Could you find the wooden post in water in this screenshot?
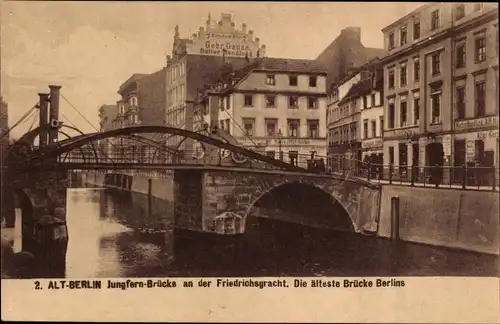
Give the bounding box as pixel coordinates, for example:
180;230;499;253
390;196;400;241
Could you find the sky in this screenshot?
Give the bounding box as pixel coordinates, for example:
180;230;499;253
1;1;422;139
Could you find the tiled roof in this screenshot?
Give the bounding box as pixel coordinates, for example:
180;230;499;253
337;78;372;106
118;73;148;92
255;57;327;74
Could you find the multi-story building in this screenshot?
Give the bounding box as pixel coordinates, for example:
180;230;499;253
199;56;328;167
379;2;498;182
98;104;118;158
114;69;167;162
165;13;266;153
0;97;9;161
326;60;383;170
164;13;265;142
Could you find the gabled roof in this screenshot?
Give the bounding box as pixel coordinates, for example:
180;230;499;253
118;73;147;93
338;78;372;106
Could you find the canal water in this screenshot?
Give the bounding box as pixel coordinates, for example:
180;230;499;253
5;188;499;278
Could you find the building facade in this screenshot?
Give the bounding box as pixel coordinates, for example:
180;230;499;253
98;104;118;158
165;13;266;152
199;57;328;167
112;70;167;162
326;61;383;170
380;2;498;183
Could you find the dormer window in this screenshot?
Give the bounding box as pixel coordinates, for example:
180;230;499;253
266;74;276;85
130;96;137;107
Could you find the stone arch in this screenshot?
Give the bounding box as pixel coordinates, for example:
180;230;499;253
243;181;356;233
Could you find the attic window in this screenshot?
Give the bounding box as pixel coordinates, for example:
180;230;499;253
266;74;276;85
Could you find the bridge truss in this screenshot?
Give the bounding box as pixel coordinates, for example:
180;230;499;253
7;125;314;173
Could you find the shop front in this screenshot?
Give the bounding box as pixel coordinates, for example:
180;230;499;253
383;126;420;180
453;116;499;186
237;137;328;169
327;141;361;173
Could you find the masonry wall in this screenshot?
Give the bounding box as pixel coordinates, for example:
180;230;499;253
378;185;500;255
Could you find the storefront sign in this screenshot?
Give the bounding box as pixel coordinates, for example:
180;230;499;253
466;141;475;163
186;23;263;58
442;134;452;156
384;127;419;139
237;138;326;147
477;129;499;140
455;116;498;131
362;138;383;149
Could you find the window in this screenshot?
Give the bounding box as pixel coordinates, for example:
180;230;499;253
475;81;486;117
431;53;441;75
289;75;298;86
389;146;395;165
266;95;276;108
474;3;483;11
371;94;376;107
362;96;367;109
380;116;384;135
219;120;225;130
431;88;442;124
266;151;276;159
242;118;255;136
413;19;420;39
388;102;395;129
307;119;319;138
363;119;369;139
388;33;395;49
371;120;377;138
413;97;420;125
431;10;440;31
475;37;486;63
400;64;407;86
400;26;408;46
456;86;466;119
132;113;139;124
244;95;253;107
455;4;465;20
414;59;420;81
219;97;225;111
265;118;277;137
287;119;300;137
225;119;231;134
308;97;317;109
388;70;395;88
266;74;276;85
456;43;466;68
309;76;317;87
289;96;299;109
400;100;407;127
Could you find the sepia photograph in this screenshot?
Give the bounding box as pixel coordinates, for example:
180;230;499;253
0;1;499;314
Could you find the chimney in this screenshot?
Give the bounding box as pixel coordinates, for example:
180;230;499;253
341;27;361;43
38;93;50;148
48;85;62;145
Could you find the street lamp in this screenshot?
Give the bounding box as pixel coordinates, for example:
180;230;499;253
277;128;283;161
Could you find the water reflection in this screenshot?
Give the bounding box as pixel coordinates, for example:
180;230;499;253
5;188;500;278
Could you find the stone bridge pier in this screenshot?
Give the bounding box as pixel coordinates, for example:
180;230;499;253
172;168;381;236
7;170;69;253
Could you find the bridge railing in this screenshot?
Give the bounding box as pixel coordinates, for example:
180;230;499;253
324;157;499;192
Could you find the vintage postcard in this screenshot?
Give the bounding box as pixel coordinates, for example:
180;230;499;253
1;1;499;322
